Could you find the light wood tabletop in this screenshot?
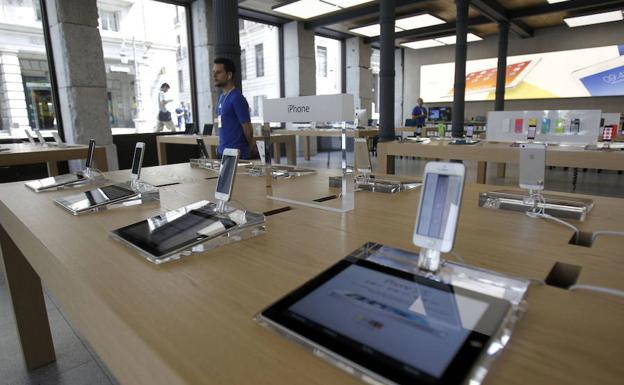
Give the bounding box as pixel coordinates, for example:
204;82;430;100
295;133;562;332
378;140;624;183
0;142;108;176
1;164;623;385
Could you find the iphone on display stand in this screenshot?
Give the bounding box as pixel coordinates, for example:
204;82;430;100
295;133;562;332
256;140;266;165
215;148;239;212
52;132;64;146
24;129;36;144
34;129;47;145
519;143;546;192
527;126;536;141
412;162;465;273
602;125;617;148
130;142;145;183
196;138;210;159
354;138;372;179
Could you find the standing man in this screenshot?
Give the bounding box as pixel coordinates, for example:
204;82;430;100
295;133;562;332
155;83;176;132
213;58;253;159
411;97;427;137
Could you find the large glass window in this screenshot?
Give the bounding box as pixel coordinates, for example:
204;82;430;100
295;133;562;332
97;1;195;133
371;48;380;120
0;0;59;137
255;43;265;77
241;49;247;80
315;36;342;95
239;19;281;124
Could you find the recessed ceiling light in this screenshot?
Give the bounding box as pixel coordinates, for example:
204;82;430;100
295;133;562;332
273;0;340;19
349;13;445;37
395;14;446;30
547;0;570;3
435;33;483;45
349;24;402;37
401;39;445;50
564;10;623;27
325;0;375;7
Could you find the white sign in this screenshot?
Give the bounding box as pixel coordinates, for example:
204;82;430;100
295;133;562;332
263;94;355;123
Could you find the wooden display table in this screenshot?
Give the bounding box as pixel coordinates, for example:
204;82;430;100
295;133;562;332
0;143;108;176
1;164;623;385
156;134;296;165
378;140;624;183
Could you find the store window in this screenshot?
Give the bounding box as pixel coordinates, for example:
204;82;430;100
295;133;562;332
315;36;342;95
255;43;265;78
0;0;59;136
241;49;247;80
98;1;195;132
316;46;328;77
239;19;280;123
99;9;119;32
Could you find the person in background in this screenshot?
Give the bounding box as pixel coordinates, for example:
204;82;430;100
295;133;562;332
175;102;185;130
183;102;192;124
155;83;176;132
411;97;427;137
212;57;253;159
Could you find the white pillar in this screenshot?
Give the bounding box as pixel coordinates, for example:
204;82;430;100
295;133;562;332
192;0;216;132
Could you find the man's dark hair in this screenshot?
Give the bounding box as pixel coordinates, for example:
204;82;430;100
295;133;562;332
214;58;236;79
161;82;170;89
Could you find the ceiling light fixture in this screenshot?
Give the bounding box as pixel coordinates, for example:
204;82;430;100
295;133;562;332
564;10;623;27
402;33;483;50
349;13;445;37
273;0;374;20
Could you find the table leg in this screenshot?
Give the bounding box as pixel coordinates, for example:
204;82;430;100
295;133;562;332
477;161;487;184
377;143;394;174
496;163;506;179
0;225;56;370
286;137;296;166
46;161;59;177
157;140;167;165
303;136;311;161
273;142;282;165
93;147;108;172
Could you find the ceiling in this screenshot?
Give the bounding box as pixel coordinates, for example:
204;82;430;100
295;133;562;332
237;0;624;45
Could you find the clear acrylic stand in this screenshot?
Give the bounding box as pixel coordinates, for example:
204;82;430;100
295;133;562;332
25;167;107;192
83;181;160;213
479;189;594;221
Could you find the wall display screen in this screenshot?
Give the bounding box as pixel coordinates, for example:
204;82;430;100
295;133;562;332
420;44;624;102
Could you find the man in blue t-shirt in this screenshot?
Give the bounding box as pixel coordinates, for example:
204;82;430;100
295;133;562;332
213;57;252;159
411;97;427;136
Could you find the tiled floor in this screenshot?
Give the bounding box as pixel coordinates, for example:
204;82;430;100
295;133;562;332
1;152;622;385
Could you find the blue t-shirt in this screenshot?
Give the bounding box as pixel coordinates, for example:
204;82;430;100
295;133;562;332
217;88;251;158
412;106;427;126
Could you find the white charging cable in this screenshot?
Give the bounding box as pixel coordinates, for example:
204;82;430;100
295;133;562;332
568;284;624;298
590;231;624;243
525;192;580;238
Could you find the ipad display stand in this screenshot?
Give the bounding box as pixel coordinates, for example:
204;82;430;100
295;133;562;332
128;202;266;265
352;175;421;194
88;181;160;214
257;242;529;385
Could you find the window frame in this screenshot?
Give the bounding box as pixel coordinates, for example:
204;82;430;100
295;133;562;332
255;43;265;78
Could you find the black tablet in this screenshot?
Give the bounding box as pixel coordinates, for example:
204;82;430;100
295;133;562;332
111;202;238;260
258;248;512;385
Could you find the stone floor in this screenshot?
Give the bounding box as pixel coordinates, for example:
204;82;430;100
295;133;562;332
1;151;622;385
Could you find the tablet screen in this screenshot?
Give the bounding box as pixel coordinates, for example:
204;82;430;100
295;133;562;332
113;203;237;258
261;257;510;385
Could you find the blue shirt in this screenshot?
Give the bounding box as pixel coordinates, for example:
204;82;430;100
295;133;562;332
217;88;251;158
412;106;427;126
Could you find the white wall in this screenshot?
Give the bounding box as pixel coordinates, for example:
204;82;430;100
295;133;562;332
402;22;624;120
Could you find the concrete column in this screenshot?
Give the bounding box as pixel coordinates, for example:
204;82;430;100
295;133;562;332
283;21;316;155
451;0;469;138
213;0;242;90
345;37;372;123
45;0;118;170
394;48;403;128
494;21;509;111
192;0;216;129
283;21;315;97
0;51;29;134
379;0;395;141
